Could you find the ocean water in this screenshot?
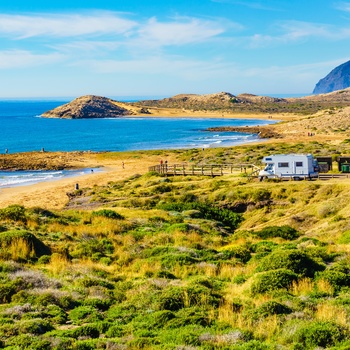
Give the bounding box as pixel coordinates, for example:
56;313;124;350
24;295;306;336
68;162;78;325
0;168;100;189
0;100;276;187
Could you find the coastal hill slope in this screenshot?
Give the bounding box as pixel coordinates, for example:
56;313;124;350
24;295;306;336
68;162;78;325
313;60;350;94
42;95;134;119
42;89;350;118
136;89;350;114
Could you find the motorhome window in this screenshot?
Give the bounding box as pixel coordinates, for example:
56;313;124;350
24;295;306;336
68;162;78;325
265;158;272;161
278;162;289;168
296;162;303;167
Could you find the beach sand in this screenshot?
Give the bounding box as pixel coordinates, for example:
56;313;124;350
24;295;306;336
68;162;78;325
1;107;349;210
0;153;178;210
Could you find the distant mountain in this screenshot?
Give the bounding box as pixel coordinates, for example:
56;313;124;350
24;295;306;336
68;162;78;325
313;60;350;94
42;95;133;119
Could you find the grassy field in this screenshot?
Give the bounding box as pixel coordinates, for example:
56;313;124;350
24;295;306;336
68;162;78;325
0;141;350;349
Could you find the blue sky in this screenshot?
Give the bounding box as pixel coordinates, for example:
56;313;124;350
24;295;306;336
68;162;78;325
1;0;350;98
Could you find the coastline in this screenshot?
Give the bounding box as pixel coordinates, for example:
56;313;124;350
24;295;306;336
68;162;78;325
1;105;349;210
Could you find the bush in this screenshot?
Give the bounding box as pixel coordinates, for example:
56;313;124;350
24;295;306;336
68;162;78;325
0;230;51;260
256;249;325;277
250;269;298;294
316;269;350;291
71;325;100;339
91;209;124;220
157;201;243;230
220;245;252;263
252;225;300;240
17;319;54;335
69;306;102;325
249;301;292;319
0;204;26;222
294;321;347;348
338;230;350;244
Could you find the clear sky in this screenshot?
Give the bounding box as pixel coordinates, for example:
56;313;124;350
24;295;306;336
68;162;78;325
1;0;350;98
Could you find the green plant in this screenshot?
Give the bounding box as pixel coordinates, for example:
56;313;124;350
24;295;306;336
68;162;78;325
0;205;27;222
250;268;298;294
294;321;347;349
256;249;325;277
91;209;124;220
252;225;300;240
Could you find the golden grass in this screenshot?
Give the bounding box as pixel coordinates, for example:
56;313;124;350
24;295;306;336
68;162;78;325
289;278;314;296
316;279;334;296
316;303;348;325
6;238;35;261
47;253;71;275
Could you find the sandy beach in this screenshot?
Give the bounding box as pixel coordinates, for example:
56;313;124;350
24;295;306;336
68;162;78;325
0;152;181;210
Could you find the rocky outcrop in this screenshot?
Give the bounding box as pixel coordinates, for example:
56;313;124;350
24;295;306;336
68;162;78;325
313;60;350;94
42;95;133;119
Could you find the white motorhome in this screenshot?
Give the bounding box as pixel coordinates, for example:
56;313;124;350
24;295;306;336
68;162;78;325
259;154;319;180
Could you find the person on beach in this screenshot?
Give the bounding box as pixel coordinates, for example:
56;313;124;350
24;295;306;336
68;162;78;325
122;162;125;169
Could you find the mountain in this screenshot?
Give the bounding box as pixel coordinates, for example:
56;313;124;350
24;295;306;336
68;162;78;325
42;95;133;119
313;60;350;94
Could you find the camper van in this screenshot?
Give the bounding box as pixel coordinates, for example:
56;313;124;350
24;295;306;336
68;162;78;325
259;154;319;180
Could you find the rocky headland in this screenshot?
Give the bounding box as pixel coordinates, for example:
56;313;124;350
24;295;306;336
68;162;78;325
42;95;134;119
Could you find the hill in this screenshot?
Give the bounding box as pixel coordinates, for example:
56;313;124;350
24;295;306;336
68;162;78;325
42;90;350;119
41;95;134;119
313;60;350;94
135;90;350;115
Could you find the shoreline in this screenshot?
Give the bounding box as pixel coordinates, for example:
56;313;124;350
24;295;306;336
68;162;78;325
1;105;349;210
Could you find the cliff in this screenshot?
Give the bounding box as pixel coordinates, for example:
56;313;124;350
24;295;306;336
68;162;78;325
42;95;133;119
313;60;350;94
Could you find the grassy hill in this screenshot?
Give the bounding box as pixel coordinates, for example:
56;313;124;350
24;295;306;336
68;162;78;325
134;89;350;115
1;141;350;349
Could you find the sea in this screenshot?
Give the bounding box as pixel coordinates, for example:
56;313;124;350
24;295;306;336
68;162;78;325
0;99;276;188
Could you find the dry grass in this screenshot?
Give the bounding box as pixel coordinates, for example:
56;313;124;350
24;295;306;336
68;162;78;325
315;303;348;325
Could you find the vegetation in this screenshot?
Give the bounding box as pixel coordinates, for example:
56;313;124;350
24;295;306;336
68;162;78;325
1;142;350;349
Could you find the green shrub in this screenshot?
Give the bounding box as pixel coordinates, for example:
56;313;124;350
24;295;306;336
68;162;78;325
37;255;51;264
0;230;51;260
252;225;299;240
0;204;26;222
250;269;298;294
294;321;347;348
91;209;124;220
256;249;325;277
167;307;210;328
249;301;292;319
220;245;252;263
0;281;17;303
157;287;185;311
338;230;350;244
71;325;100;339
157;201;243;230
69;306;102;325
316;269;350;291
166;223;190;233
17;319;54;335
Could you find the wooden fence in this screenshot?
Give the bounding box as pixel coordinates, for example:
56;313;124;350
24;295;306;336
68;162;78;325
148;163;260;177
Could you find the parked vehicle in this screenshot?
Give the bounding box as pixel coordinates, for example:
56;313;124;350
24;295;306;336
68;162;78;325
258;154;319;181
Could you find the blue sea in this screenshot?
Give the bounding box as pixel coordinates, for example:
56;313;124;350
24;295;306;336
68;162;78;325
0;100;276;187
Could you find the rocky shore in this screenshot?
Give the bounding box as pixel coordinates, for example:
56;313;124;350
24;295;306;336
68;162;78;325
0;151;98;171
206;126;282;139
